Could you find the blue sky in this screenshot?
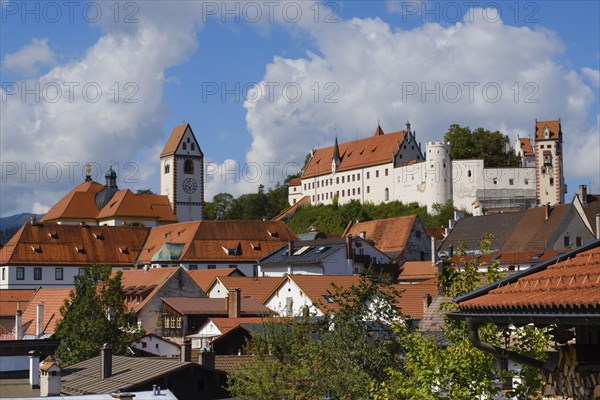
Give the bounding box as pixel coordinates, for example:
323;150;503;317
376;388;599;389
1;0;599;217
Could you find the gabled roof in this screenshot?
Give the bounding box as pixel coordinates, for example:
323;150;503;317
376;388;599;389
438;212;525;253
137;220;298;264
576;193;600;237
501;204;572;253
20;288;72;336
197;316;275;336
302;128;407;178
207;276;283;303
161;297;271;316
535;119;561;141
187;268;244;292
0;289;35;318
343;215;421;256
518;137;534;156
276;275;362;313
455;240;600;316
288;178;301;186
160;123;203;157
0;223;149;266
97;190;177;222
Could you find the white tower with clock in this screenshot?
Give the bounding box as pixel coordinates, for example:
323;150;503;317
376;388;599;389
160;123;204;222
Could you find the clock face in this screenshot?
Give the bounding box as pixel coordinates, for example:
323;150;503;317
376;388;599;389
182;178;197;194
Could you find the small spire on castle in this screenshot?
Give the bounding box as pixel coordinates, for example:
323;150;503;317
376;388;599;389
85;163;92;182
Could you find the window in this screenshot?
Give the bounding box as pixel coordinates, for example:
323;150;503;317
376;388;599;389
189;264;198;270
357;187;360;194
367;186;370;194
563;236;570;246
1;268;4;281
509;179;514;185
253;265;258;277
191;143;196;151
384;188;389;201
34;267;42;280
550;178;554;186
336;177;339;184
576;236;582;246
493;178;497;185
376;170;379;178
357;174;360;181
385;168;388;176
182;142;187;150
366;171;370;179
184;159;194;174
342;176;345;183
524;179;529;185
17;267;24;280
208;265;216;270
352;188;355;195
468;170;472;177
164;163;170;174
342;190;345;197
55;268;63;281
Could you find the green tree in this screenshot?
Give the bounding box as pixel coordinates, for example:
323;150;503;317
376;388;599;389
136;189;155;195
54;264;142;366
227;272;404;400
444;124;521;167
204;192;235;220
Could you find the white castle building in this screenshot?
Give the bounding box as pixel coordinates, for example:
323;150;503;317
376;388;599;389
288;119;566;215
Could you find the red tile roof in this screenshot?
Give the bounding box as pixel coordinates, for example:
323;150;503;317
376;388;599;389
0;223;149;266
302;128;407;178
208;276;283;303
518;138;534;156
392;280;438;319
288;178;301;186
187;268;243;292
457;243;600;311
20;288;72;335
205;316;277;335
138;220;298;264
343;215;420;255
0;289;35;318
160;124;188;157
40;181;104;222
282;275;362;312
119;268;187;314
535;119;561;141
398;261;437;282
161;297;271;316
214;355;254;374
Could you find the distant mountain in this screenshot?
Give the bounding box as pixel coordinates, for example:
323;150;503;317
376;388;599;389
0;213;44;244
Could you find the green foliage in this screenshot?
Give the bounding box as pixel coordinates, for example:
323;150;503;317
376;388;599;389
444;124;522;168
227;272;405;400
54;264;143;366
203;183;289;220
136;189;155;195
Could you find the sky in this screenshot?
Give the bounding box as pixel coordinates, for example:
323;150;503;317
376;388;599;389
0;0;599;217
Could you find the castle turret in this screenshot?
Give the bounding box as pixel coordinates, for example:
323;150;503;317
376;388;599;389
425;141;452;212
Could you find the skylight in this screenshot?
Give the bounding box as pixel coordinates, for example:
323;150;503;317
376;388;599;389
293;246;311;256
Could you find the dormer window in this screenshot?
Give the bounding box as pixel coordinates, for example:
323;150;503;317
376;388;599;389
543;126;550;139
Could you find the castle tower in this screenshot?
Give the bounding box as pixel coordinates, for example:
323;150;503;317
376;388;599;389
160;124;204;221
534;119;565;205
425;141;452;212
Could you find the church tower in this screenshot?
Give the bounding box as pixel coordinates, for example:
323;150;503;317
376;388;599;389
160;124;204;221
534;119;565;206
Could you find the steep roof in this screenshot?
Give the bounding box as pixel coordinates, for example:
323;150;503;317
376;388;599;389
518;137;534;156
456;240;600;313
392;280;438;319
20;288;72;336
187;268;244;292
501;204;572;253
40;180;104;222
161;297;271;316
0;223;149;266
138;220;298;264
343;215;420;255
160;123;187;157
578;194;600;237
535;119;561;141
438;212;525;253
0;289;35;318
302;128;407;178
208;276;283;303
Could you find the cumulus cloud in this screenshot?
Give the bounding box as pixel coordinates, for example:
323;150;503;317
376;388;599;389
243;8;599;196
582;67;600;88
3;38;55;76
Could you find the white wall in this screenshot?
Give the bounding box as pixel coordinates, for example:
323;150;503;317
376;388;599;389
264;278;322;317
0;265;131;289
131;335;180;357
0;356;29;372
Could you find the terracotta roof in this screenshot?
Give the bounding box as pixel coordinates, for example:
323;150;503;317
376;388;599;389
427;227;445;241
288;178;301;186
302;128;407;178
392;281;438;319
398;261;436;282
138;220;298;264
0;223;149;266
214;355;254;374
209;276;283;303
518;137;534;156
501;204;571;253
119;267;187;314
160;124;188;157
535;119;561;141
20;288;72;336
457;241;600;311
283;275;362;312
203;316;276;335
161;297;271;316
0;289;35;317
40;180;104;222
97;190;177;222
187;268;244;292
271;196;310;222
343;215;419;255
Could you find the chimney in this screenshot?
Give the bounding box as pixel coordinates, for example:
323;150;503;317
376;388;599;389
31;214;37;225
430;236;436;265
423;293;432;314
596;214;600;240
227;288;241;318
579;185;588;205
153;385;162;396
39;361;61;396
345;235;352;260
111;392;136;400
29;350;40;389
180;339;192;363
359;231;366;239
287;240;294;257
36;303;44;337
198;348;215;369
15;303;23;340
101;343;112;379
545;203;551;220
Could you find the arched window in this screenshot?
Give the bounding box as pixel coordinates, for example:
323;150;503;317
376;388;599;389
182;142;187;150
384;188;389;201
191;143;196;151
164;162;170;174
184;159;194;174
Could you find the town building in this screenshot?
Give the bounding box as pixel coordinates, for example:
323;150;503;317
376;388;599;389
289;119;566;215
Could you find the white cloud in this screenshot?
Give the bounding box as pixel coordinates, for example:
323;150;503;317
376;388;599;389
3;38;55;76
243;9;599;195
582;67;600;88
